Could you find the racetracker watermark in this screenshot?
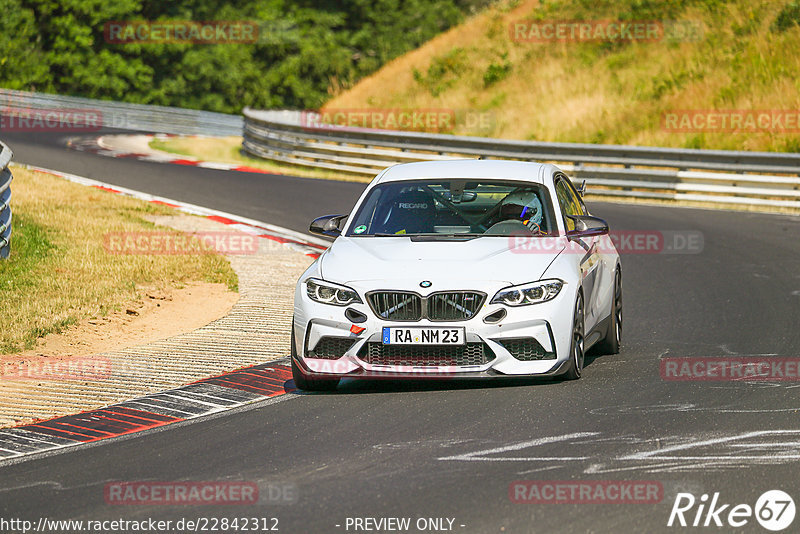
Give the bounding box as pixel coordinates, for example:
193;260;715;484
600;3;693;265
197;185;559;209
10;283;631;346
509;230;704;255
302;356;461;379
662;110;800;133
104;481;298;506
1;356;111;381
103;232;258;255
510;19;703;43
105;21;259;44
510;480;663;504
1;107;101;132
661;357;800;382
300;109;495;134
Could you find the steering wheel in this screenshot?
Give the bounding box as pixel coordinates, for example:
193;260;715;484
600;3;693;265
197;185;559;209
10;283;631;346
484;220;542;236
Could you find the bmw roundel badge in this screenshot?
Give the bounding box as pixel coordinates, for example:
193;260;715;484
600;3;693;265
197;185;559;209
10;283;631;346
420;281;432;288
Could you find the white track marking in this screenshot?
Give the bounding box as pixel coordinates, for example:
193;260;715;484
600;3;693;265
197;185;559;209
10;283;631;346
585;461;698;475
515;465;565;475
618;430;800;460
438;432;599;461
730;442;800;448
440;429;800;474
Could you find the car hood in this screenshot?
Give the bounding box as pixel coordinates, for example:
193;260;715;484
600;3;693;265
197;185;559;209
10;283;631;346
320;236;566;287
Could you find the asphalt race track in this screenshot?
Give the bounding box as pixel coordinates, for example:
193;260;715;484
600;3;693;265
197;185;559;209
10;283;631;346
1;128;363;234
2;127;800;533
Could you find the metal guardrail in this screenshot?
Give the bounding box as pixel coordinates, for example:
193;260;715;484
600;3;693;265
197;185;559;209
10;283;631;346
0;89;242;136
242;108;800;209
0;141;12;259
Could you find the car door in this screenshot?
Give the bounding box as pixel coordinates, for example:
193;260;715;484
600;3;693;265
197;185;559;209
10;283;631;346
555;175;602;330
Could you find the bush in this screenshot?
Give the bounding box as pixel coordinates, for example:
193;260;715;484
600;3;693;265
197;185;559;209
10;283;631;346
0;0;492;113
414;48;469;96
772;1;800;32
483;54;512;87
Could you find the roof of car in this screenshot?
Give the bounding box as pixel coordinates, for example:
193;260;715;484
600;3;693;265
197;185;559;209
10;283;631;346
374;159;552;185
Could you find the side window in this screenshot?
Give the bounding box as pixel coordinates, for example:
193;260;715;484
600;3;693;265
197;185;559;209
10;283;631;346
555;179;580;232
563;177;588;216
348;187;384;234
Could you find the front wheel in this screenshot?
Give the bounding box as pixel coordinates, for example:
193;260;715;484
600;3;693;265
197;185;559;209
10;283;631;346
563;293;585;380
290;326;340;392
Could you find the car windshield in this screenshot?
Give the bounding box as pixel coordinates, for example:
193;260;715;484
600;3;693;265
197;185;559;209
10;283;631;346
346;179;556;237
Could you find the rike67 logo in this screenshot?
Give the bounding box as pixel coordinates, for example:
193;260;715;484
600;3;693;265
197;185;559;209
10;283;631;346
668;490;795;531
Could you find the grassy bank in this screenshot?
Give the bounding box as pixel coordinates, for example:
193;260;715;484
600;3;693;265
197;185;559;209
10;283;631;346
326;0;800;152
0;167;237;353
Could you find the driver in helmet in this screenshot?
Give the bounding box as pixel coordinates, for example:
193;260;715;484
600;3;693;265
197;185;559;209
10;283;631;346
496;191;543;231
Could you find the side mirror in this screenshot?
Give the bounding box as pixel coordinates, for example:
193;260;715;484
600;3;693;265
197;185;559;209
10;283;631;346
310;214;348;238
566;215;609;238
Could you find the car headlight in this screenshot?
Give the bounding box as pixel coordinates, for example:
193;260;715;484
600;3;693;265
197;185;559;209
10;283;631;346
491;279;563;306
305;278;362;306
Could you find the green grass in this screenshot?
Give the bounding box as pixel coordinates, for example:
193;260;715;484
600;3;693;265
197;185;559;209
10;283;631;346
0;215;63;352
0;214;54;290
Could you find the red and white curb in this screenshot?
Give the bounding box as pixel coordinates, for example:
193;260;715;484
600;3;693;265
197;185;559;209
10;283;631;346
0;163;331;462
68;134;280;175
0;361;294;462
16;162;329;258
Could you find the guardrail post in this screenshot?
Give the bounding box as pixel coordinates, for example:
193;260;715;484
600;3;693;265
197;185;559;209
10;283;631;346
0;141;13;259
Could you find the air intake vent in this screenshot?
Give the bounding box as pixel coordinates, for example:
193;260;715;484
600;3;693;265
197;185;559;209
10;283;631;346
427;292;485;321
367;292;423;321
359;342;495;367
366;291;485;322
497;338;556;361
308;337;358;360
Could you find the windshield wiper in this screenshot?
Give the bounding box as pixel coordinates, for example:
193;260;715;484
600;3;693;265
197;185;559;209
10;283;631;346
409;233;484;241
432;233;485;237
358;233;486;239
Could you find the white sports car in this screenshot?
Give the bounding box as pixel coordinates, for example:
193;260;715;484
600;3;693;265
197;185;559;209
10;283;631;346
291;160;621;390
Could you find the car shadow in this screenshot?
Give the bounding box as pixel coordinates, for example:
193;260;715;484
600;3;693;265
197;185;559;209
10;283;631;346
288;377;560;395
295;374;591;396
289;351;607;395
332;376;561;395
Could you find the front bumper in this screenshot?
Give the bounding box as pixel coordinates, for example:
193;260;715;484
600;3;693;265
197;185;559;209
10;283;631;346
293;282;577;379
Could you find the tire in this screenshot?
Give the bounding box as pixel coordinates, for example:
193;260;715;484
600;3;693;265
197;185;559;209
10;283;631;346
290;325;340;392
596;268;622;355
563;293;585;380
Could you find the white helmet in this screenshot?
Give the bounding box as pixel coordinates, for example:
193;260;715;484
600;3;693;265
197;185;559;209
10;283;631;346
499;191;543;227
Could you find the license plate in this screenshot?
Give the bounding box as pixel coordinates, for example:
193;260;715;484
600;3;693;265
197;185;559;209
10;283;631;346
382;327;465;345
